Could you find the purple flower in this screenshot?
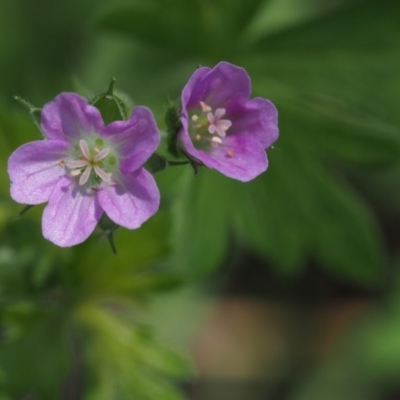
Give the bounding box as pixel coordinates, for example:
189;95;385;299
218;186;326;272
178;62;278;181
8;93;160;247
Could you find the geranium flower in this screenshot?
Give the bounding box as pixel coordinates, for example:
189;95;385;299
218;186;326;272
8;93;160;247
178;61;279;181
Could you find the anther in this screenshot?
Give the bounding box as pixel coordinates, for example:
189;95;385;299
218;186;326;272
70;169;82;176
200;101;211;112
211;136;222;148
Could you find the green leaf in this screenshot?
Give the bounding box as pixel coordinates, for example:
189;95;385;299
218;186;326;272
172;169;232;275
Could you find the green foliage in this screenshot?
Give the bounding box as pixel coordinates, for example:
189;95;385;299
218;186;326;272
78;302;191;400
0;305;71;400
130;0;398;283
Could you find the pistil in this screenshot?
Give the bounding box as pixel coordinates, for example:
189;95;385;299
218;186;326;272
66;139;112;186
189;102;232;150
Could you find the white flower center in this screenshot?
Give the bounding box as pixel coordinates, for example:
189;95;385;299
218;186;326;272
66;139;113;186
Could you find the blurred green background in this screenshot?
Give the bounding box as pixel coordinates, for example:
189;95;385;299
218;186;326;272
1;0;400;399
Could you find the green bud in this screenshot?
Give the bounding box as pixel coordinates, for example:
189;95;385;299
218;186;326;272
91;78;128;124
145;153;169;173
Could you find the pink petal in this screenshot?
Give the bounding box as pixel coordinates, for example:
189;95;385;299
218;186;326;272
42;176;102;246
101;106;160;174
207;112;215;124
41;93;104;141
8;140;70;204
97;169;160;229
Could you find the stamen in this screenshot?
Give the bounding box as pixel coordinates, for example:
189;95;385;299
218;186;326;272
94;165;111;182
215;108;226;119
79;139;91;160
206;108;232;138
94;147;100;153
227;149;234;158
191;114;199;122
211;136;222;148
79;165;92;185
200;101;211;112
70;169;82;176
195;134;201;141
209;124;216;134
94;147;110;162
67;160;89;169
215;121;231;137
59;160;66;167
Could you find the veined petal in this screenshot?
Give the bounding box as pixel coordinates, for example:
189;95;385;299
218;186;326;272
194;134;268;182
186;62;251;112
8;140;70;204
101;106;160;174
182;67;211;110
41;93;104;141
97;169;160;229
229;98;279;149
42;176;102;246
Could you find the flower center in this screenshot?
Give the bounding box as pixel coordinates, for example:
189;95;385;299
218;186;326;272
65;139;115;186
188;101;233;152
